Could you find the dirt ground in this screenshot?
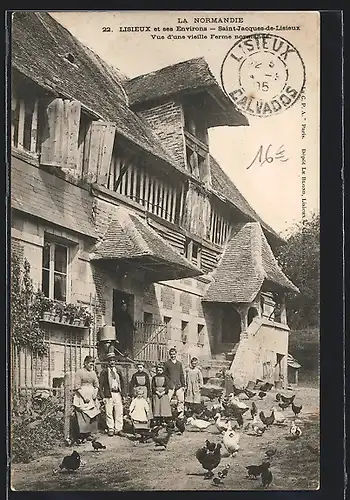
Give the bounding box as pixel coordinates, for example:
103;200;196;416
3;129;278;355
11;386;319;491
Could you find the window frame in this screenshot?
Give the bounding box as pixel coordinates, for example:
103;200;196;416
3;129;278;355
42;240;70;302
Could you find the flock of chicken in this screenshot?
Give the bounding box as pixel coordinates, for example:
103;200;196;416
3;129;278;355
191;381;303;488
53;379;304;489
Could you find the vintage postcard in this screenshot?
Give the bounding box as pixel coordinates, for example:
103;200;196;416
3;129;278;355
9;10;320;491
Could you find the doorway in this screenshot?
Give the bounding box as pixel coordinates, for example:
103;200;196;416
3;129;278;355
112;290;135;356
221;304;241;344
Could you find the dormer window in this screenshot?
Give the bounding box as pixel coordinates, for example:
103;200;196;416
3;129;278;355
183;99;208;145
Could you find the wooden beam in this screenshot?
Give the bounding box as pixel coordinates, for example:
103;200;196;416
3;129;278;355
17;99;25;150
30;98;38;153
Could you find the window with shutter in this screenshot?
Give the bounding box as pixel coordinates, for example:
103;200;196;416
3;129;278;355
82;121;117;185
40;98;82;170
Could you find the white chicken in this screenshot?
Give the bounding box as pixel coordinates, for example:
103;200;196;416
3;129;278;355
222;421;240;456
290;420;302;437
187;417;213;431
270;406;287;425
214;413;230;433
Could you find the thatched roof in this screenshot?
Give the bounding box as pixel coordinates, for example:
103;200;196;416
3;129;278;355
11;12;183;172
203;222;299;303
90;207;202;281
125;57;248;127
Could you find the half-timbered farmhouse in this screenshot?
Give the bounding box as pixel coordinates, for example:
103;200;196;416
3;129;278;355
11;12;298;392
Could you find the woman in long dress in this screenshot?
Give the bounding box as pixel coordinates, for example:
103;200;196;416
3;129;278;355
151;364;172;425
72;356;100;442
185;357;204;413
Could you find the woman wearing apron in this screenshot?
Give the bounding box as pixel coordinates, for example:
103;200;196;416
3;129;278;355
151;363;172;425
129;362;153;419
72;356;100;442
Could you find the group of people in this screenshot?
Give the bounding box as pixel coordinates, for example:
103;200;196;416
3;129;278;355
72;347;204;441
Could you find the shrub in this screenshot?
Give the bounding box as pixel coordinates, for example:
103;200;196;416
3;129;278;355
11;393;64;463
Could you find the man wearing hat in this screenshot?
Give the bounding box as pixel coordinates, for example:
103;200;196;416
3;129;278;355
99;352;127;437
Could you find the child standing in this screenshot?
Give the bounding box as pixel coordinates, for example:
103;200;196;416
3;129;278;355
151;363;172;426
129;386;151;436
185;357;204;414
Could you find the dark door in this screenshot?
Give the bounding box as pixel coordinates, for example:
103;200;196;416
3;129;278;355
112;290;134;356
222;305;241;344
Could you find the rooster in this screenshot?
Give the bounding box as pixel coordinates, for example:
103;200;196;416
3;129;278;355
196;441;222;478
261;462;273;487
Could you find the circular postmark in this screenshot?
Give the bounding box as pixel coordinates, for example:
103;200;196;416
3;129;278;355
220;34;305;117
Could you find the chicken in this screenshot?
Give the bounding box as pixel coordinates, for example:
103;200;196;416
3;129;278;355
281;394;296;404
289;421;302;437
187;416;213;430
261;462;273;487
196;441;222;478
151;429;172;449
275;393;281;402
259;382;274;392
259;410;275;427
53;450;81;473
270;407;286;425
278;402;291;410
232;384;245;397
222;421;240;456
92;439;106;451
175;417;186;434
258;391;267;399
123;416;135;434
246;463;266;479
250;402;258;419
244;389;256;399
222;405;245;427
292;402;303;417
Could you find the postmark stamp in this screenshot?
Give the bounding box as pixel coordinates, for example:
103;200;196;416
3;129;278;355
220;34;305;117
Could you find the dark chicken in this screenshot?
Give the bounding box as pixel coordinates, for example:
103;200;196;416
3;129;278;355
250;402;258;419
92;439;106;451
275;393;281;402
232;384;245;396
196;441;222;478
244;388;256;399
278;402;291;410
151;429;172;449
175;417;186;434
261;462;273;487
281;394;295;404
292;402;303;417
246;463;266;479
259;382;274;392
57;450;81;472
258;391;267;399
259;410;275;426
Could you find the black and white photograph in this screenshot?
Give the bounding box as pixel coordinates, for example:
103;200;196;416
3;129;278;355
8;10;321;491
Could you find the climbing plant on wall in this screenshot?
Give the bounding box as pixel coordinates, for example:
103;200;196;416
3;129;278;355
11;254;48;355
